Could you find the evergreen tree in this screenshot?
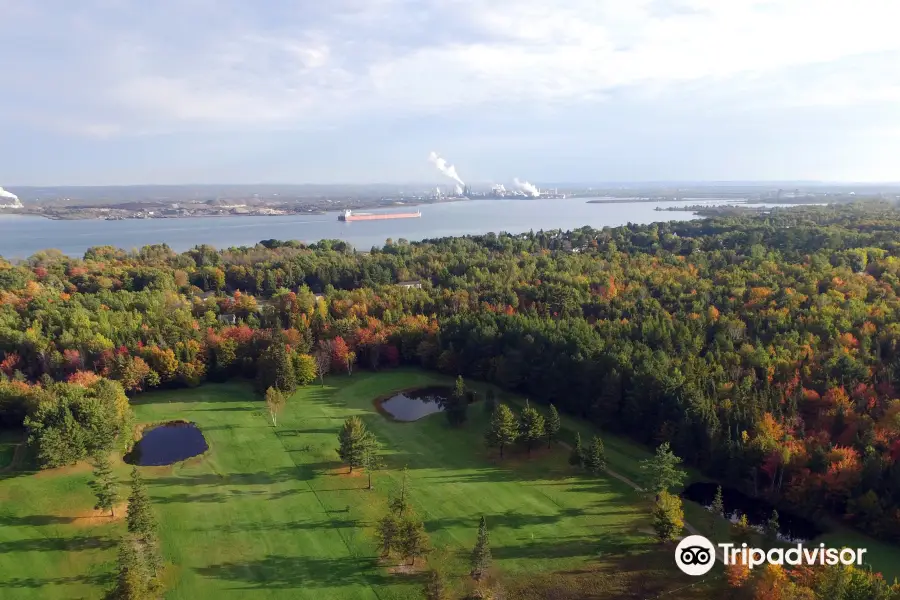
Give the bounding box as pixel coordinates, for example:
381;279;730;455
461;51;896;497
111;534;155;600
518;400;545;456
593;369;622;424
126;467;161;575
652;491;685;542
470;515;492;581
264;386;286;427
255;340;296;395
445;375;469;427
546;404;561;448
375;513;400;558
765;510;780;542
127;467;157;539
711;485;725;517
485;404;518;459
423;568;447;600
337;416;371;473
640;442;687;495
585;435;606;474
390;467;411;517
360;435;381;490
90;452;119;517
569;431;585;467
398;517;429;565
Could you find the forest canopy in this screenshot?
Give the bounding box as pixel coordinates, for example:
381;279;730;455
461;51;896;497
2;203;900;539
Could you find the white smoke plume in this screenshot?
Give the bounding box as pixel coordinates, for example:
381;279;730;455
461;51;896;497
428;151;465;186
0;187;22;207
454;184;463;196
514;178;540;197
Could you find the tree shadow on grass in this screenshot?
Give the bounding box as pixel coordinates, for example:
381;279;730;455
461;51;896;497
188;517;362;535
195;555;391;590
0;514;77;527
490;531;641;561
131;384;253;405
0;573;112;589
0;535;117;553
149;467;300;488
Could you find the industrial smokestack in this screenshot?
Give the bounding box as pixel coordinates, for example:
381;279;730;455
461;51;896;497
0;187;22;207
428;151;465;186
514;178;540;197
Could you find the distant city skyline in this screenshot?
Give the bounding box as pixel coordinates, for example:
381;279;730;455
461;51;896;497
2;1;900;185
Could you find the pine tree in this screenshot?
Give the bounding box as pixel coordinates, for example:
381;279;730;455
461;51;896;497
569;431;585;467
127;467;157;539
375;513;400;557
593;369;622;423
423;568;447;600
546;404;561;448
485;404;518;459
111;534;155;600
360;435;381;490
390;467;411;517
585;435;606;474
445;375;469;427
90;452;119;517
765;510;780;542
470;516;492;581
255;340;296;395
639;442;687;495
126;467;161;574
398;517;429;565
652;491;684;542
265;387;286;427
337;416;371;473
519;400;545;456
711;485;725;517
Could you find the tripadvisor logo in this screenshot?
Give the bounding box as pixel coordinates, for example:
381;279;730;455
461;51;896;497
674;535;868;576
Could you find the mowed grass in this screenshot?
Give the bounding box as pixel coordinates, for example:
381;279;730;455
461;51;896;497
0;369;704;599
5;368;893;598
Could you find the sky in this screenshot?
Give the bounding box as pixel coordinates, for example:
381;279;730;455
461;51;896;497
1;0;900;186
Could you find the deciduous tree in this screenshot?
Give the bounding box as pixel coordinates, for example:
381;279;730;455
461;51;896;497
265;387;286;427
652;491;684;542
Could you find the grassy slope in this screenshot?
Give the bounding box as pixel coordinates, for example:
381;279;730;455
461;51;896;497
0;369;896;599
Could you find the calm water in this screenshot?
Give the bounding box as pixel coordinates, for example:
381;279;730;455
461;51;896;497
377;387;453;421
0;198;799;258
682;482;822;542
124;421;209;466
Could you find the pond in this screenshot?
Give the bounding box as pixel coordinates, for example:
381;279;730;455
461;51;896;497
682;482;823;542
376;387;454;421
124;421;209;466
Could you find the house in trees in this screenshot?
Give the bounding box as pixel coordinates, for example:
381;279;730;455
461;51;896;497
397;281;423;289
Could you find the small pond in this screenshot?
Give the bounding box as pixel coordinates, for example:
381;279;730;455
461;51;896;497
124;421;209;466
682;482;823;542
377;387;454;421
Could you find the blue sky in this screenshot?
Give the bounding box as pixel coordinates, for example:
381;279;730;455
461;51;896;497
1;0;899;185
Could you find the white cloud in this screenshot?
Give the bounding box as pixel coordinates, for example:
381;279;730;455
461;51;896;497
2;0;900;135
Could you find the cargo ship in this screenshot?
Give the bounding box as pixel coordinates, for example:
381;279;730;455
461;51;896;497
338;209;421;222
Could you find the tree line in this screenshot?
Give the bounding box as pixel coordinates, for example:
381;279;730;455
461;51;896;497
2;203;900;540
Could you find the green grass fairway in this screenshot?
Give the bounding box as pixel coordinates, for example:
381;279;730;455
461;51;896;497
1;369;896;598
